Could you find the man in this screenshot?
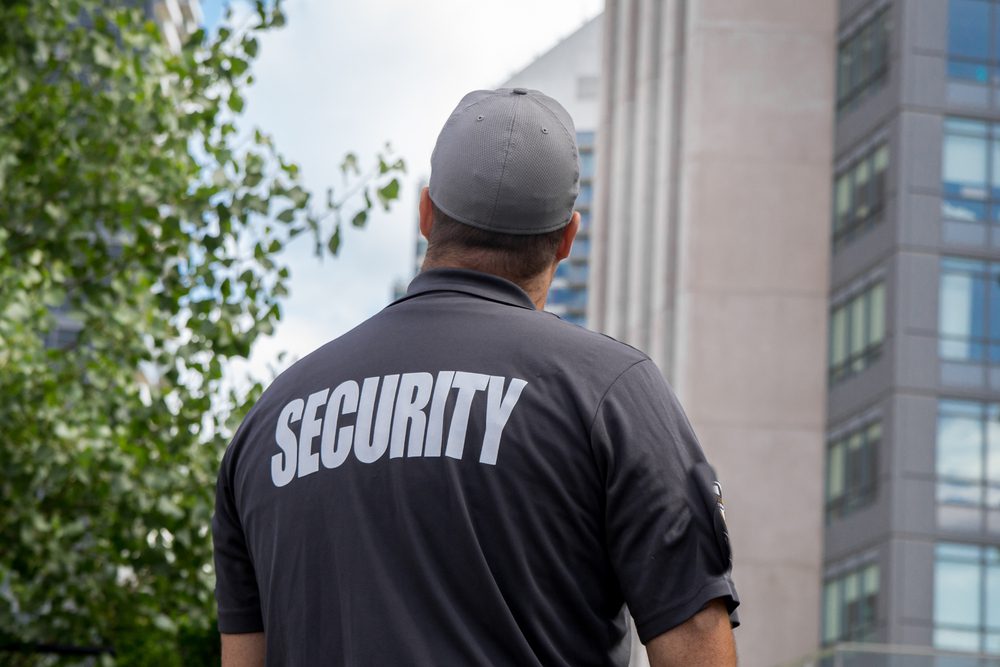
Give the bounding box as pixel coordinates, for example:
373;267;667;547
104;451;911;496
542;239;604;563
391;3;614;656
213;88;739;666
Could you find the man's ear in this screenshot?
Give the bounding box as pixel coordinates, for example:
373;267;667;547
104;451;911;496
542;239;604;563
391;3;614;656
555;211;580;262
419;187;434;241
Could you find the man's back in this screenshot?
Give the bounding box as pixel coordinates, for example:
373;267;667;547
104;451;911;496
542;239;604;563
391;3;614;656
213;269;737;666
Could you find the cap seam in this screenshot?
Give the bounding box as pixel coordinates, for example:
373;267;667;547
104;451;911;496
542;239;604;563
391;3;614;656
486;96;520;228
430;194;569;235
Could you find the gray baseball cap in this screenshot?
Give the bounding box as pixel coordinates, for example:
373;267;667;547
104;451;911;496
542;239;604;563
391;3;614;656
429;88;580;235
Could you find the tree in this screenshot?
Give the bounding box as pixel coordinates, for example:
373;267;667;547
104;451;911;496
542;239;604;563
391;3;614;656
0;1;404;663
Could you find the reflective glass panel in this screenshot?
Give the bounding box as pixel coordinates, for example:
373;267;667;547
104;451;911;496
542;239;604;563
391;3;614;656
949;0;991;60
935;558;982;626
851;294;867;357
988;404;1000;480
943;197;987;221
854;160;871;219
940;269;984;360
944;132;988;195
830;307;847;368
835;173;852;229
824;580;841;643
938;410;984;479
828;440;845;501
868;283;886;345
987;563;1000;629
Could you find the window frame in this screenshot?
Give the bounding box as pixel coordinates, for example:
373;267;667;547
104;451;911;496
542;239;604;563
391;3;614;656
823;561;881;645
836;7;892;113
833;143;890;249
829;280;888;383
826;421;881;521
934;542;1000;654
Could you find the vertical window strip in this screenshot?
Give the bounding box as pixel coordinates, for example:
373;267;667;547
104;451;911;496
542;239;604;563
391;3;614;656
823;561;881;644
832;142;890;248
837;6;892;112
826;419;881;521
829;280;887;382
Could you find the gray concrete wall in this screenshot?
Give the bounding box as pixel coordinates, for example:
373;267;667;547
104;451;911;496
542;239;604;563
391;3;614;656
591;1;837;664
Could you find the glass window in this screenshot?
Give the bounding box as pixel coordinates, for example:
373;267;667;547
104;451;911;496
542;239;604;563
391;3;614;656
579;150;595;178
938;406;985;480
872;145;889;205
868;283;886;346
987;558;1000;628
833;143;889;248
577;184;593;206
837;8;891;111
944;131;989;197
823;561;880;645
934;399;1000;527
826;419;881;522
824;580;841;643
987;404;1000;480
933;542;1000;653
835;173;852;232
837;48;852;103
940;258;988;361
828;439;845;500
829;281;886;382
949;0;992;60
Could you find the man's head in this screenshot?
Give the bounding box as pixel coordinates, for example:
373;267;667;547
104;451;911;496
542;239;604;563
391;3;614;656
421;88;582;296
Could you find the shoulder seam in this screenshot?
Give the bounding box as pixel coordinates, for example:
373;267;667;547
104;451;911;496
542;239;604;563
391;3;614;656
586;358;652;436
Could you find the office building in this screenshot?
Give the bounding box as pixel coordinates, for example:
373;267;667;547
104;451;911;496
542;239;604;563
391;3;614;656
812;1;1000;664
589;1;837;665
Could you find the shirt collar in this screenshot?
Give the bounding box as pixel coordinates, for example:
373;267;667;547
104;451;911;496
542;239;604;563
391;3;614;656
393;268;537;311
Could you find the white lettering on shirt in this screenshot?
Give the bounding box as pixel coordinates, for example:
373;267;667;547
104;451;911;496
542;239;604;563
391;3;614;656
269;371;527;487
272;398;304;487
320;380;359;469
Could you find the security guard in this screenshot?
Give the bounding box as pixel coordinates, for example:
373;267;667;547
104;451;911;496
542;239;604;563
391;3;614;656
213;88;739;666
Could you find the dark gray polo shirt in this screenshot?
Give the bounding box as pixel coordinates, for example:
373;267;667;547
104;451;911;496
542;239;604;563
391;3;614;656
213;268;739;666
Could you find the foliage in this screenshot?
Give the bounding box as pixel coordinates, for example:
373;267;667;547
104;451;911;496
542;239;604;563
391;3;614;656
0;1;404;664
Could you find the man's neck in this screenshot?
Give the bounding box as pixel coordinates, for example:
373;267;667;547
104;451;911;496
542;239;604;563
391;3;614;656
421;261;553;310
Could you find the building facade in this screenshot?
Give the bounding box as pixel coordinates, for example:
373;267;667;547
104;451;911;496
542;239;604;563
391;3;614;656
589;1;837;665
501;15;602;327
815;1;1000;664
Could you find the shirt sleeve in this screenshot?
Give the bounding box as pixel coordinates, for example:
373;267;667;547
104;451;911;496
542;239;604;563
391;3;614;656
212;445;264;634
590;359;739;644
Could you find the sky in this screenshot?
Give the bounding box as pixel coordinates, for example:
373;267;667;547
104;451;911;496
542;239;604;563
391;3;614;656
205;0;604;383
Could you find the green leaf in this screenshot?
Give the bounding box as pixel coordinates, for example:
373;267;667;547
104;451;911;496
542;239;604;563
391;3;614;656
351;210;367;228
327;227;341;254
227;93;245;113
276;208;296;223
244;37;259;58
376;178;400;210
340;152;359;177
